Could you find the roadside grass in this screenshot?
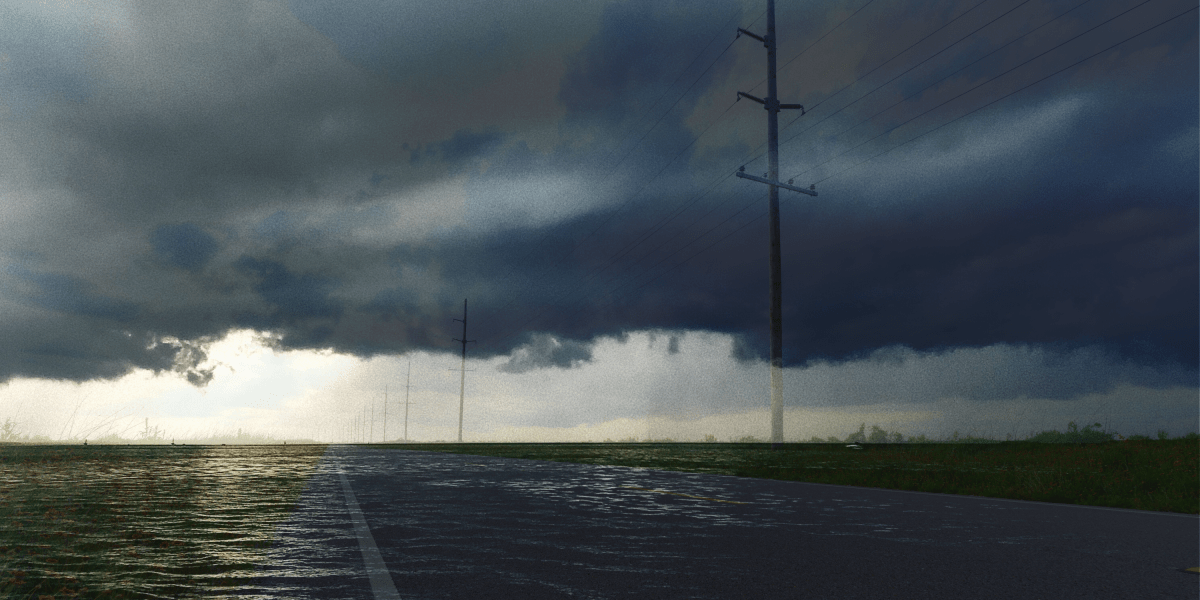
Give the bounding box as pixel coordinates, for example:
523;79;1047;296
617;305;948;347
378;421;1199;515
0;444;325;599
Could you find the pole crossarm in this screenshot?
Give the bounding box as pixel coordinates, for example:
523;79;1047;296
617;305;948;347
736;169;818;196
737;91;766;105
737;92;804;114
736;27;767;45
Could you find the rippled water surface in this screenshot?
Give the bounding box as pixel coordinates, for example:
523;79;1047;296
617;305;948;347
0;444;325;599
2;444;1193;599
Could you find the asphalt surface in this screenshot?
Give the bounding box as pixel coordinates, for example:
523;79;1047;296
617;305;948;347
252;445;1199;599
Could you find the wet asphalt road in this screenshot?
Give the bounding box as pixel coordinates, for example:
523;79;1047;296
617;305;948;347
252;445;1198;599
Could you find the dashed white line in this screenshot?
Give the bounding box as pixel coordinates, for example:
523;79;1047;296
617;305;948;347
340;470;402;600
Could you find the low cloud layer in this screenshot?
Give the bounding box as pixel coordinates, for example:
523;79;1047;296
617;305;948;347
0;0;1193;405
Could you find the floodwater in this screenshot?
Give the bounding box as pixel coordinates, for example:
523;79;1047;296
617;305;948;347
256;446;1197;599
1;444;1196;599
0;444;324;598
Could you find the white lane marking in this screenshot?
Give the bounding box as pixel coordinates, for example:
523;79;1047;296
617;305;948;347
340;470;402;600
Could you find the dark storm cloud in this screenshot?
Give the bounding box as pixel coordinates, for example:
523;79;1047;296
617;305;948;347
151;224;219;272
7;265;138;322
1;3;410;227
0;0;1193;395
234;257;344;324
557;0;736;124
437;130;507;167
496;333;595;374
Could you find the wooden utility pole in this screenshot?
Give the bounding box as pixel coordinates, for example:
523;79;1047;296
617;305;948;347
382;385;388;443
404;355;414;442
735;0;817;446
452;299;475;443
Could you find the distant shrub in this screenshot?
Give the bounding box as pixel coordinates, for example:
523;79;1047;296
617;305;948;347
867;425;891;443
732;435;764;443
843;423;907;444
844;424;866;444
0;418;18;442
1025;421;1116;443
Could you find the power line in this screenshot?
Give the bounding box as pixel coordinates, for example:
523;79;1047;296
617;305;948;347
576;2;1199;315
779;0;1053;151
598;0;889;274
737;0;997;177
788;0;1164;183
488;2;874;343
809;2;1198;186
494;0;1192;357
528;2;1194;344
744;0;882;95
778;0;1102;179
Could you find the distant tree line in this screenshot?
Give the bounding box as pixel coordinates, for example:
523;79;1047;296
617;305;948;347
600;420;1197;444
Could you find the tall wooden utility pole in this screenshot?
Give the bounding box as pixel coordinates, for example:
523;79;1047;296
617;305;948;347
735;0;818;446
452;299;475;443
382;384;388;443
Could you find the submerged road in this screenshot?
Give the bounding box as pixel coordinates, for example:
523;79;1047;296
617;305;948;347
252;445;1198;599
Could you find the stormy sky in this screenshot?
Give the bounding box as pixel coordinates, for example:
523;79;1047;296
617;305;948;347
0;0;1195;443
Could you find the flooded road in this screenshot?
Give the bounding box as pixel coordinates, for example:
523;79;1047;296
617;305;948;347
252;445;1198;599
0;444;324;599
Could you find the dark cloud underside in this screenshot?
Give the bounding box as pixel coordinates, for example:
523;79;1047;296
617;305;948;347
0;0;1192;390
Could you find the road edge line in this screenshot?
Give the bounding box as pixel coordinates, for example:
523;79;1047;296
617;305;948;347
340;469;402;600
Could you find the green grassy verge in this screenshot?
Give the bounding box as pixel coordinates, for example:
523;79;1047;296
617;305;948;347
376;432;1198;515
0;444;325;599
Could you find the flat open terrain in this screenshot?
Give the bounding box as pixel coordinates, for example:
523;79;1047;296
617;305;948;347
0;443;1196;599
375;439;1200;514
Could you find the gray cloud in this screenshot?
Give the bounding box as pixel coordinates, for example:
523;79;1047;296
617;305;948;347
0;0;1191;397
151;224;219;272
497;334;594;374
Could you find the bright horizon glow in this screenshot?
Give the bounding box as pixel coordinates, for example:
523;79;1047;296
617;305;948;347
1;329;1194;444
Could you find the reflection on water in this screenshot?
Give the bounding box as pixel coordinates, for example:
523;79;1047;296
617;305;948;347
0;444;1106;599
0;444;324;599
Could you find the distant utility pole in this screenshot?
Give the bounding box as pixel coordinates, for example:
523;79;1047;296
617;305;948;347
452;299;475;443
735;0;818;446
404;355;415;442
382;385;388;443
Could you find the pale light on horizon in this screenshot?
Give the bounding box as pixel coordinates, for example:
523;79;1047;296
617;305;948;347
0;329;1194;444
